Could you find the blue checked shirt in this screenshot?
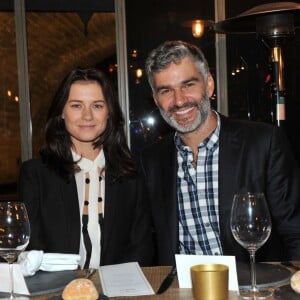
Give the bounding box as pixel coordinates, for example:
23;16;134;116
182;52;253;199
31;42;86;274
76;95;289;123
176;112;223;255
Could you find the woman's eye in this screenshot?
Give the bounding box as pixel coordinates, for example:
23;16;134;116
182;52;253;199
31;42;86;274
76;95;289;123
71;103;81;108
93;104;104;109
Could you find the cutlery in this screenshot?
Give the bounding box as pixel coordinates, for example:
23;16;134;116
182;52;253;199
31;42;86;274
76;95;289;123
281;261;300;271
156;266;177;294
85;269;109;299
85;268;96;279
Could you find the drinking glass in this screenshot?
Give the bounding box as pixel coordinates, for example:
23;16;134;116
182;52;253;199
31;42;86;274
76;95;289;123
0;202;31;299
230;193;272;299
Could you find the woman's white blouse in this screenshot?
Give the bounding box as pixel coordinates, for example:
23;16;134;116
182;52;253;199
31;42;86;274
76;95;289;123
72;150;105;269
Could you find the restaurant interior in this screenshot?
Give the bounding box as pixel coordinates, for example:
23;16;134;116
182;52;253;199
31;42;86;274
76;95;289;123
0;0;300;201
1;2;300;299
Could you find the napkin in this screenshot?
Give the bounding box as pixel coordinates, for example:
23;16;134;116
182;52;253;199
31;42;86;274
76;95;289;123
18;251;81;277
0;263;30;294
18;250;43;276
40;253;81;271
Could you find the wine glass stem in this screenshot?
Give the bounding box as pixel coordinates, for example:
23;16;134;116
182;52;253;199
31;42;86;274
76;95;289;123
249;250;258;293
9;262;15;299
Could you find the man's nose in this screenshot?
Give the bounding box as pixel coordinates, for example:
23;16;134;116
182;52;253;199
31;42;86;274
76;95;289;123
173;88;186;106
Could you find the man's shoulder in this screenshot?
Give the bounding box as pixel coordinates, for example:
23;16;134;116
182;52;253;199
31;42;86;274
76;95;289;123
220;115;275;135
142;133;175;155
139;133;177;175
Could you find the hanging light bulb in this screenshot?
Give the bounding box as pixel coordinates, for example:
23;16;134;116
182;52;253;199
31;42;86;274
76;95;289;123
192;20;204;38
136;68;143;78
182;19;214;39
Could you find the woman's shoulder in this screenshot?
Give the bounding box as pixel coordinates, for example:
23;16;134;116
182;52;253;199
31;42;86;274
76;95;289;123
20;156;56;176
21;157;44;169
20;156;69;184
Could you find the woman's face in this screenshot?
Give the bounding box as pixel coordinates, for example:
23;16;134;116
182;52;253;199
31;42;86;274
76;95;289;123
62;80;109;152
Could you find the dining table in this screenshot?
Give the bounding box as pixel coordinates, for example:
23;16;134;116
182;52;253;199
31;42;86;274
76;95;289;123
26;262;300;300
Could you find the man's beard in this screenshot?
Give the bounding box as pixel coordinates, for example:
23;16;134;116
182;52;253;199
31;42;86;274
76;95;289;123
158;92;211;134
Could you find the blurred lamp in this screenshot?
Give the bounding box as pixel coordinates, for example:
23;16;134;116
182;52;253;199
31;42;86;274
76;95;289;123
182;19;214;38
136;68;143;78
192;20;204;38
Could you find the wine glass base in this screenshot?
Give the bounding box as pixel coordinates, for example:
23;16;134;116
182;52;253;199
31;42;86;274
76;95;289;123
239;288;272;299
0;294;29;300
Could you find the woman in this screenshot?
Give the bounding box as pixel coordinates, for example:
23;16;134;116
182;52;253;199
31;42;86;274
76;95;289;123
18;67;154;268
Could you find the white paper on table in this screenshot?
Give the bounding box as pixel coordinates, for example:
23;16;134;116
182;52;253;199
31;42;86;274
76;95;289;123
0;263;30;295
99;262;155;297
175;254;239;291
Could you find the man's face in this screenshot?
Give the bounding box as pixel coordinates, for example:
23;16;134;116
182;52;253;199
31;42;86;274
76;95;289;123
152;56;214;134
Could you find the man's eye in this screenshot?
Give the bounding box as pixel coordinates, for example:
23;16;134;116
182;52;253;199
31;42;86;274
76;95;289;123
159;89;171;95
183;82;194;89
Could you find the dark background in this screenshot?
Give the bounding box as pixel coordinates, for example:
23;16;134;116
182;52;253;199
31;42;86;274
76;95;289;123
126;0;300;165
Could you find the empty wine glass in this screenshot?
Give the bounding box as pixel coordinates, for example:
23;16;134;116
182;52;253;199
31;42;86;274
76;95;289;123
0;202;30;299
230;193;272;299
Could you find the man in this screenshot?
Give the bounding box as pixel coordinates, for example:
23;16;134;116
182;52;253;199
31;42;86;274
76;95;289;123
141;40;300;266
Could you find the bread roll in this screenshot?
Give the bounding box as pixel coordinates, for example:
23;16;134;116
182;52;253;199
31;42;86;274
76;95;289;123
291;270;300;294
62;278;99;300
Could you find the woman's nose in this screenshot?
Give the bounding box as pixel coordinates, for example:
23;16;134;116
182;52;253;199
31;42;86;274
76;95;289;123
82;107;93;120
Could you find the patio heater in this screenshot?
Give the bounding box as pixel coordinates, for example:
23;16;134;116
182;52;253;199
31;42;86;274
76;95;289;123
214;2;300;127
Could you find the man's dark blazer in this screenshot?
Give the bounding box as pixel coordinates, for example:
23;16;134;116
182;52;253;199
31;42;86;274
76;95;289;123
140;114;300;266
18;158;154;266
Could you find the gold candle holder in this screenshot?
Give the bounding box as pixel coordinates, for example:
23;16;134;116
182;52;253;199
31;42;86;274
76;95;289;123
191;264;229;300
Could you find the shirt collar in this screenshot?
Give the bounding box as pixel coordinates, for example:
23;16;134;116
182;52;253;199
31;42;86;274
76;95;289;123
174;110;221;153
72;149;105;173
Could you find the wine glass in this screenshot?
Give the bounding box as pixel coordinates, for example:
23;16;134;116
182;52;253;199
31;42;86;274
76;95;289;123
230;193;272;299
0;202;30;299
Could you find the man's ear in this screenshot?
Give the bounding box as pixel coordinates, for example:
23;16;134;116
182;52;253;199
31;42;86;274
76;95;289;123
153;93;159;106
207;73;215;98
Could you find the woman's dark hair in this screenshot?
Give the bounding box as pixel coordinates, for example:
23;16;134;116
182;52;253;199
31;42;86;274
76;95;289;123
40;67;136;180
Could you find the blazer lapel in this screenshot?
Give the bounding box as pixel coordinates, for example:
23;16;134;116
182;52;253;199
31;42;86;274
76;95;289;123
100;171;116;257
219;116;242;206
60;176;81;251
218;115;243;249
160;134;179;254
